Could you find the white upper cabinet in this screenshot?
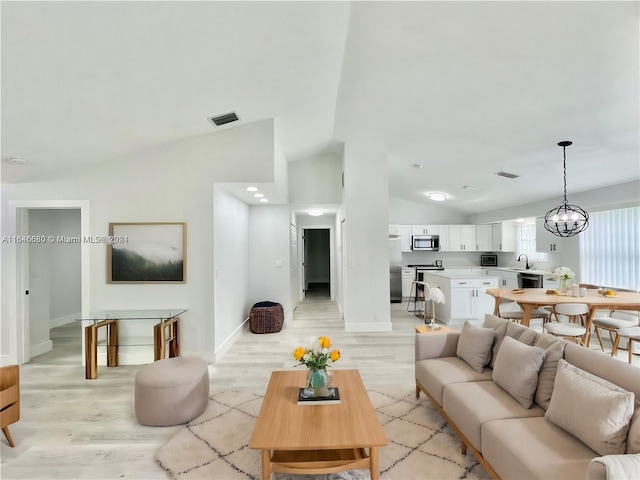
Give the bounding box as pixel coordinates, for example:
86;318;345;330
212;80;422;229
535;217;562;253
475;224;493;252
438;225;450;252
411;225;439;236
389;224;412;252
492;223;516;252
449;225;476;251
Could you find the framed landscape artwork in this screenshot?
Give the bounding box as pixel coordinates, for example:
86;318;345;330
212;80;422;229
108;222;186;283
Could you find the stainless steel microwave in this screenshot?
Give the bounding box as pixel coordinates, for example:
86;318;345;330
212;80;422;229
412;235;440;251
481;254;498;267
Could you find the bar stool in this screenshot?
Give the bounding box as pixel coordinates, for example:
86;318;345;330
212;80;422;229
613;326;640;364
407;281;427;316
544;303;588;346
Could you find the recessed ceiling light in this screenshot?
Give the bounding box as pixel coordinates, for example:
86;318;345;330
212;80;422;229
427;192;447;202
307;209;324;216
246;186;258;192
254;193;264;198
259;198;269;203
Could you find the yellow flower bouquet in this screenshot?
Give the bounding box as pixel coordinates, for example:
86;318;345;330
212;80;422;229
293;336;341;397
293;335;340;371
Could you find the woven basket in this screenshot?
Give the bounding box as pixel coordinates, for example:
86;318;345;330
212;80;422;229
249;301;284;334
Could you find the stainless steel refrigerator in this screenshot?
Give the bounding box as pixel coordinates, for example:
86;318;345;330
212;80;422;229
389;235;402;303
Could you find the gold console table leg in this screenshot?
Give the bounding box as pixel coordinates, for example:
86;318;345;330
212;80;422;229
154;316;181;361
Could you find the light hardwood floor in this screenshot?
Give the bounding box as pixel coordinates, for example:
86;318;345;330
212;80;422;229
1;290;636;479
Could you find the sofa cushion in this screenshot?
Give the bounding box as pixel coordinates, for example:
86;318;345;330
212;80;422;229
456;321;494;373
482;417;597;480
415;357;492;406
532;336;566;410
505;321;538;345
545;360;634;456
442;381;544;452
492;336;546;409
483;314;508;368
628;409;640;454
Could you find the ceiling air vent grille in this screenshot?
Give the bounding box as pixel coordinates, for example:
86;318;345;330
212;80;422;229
207;112;240;127
495;171;520;179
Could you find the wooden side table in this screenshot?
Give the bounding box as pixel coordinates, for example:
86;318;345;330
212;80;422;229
415;325;454;334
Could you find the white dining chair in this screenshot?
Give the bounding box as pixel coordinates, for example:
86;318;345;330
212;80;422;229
498;299;550;324
544;303;589;346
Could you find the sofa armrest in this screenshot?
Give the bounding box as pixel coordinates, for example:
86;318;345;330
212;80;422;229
415;331;460;361
587;454;640;480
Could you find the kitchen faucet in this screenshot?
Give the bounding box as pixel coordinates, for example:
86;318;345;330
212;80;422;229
517;254;531;270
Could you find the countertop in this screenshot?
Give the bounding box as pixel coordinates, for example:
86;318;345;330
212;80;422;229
420;270;499;280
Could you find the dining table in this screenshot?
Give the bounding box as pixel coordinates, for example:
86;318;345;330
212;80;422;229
486;288;640;346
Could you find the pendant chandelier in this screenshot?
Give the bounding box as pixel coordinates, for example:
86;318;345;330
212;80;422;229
544;141;589;237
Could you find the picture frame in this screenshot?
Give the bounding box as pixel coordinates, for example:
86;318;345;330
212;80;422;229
107;222;186;284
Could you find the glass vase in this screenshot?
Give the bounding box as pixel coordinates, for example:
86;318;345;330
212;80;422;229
559;277;569;293
304;368;331;398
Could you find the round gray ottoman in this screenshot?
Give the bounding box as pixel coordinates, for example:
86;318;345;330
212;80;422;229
135;356;209;426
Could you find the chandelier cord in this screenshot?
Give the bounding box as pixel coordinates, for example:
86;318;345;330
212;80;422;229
562;145;568;207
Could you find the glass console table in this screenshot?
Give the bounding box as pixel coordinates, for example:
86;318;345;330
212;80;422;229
78;309;187;379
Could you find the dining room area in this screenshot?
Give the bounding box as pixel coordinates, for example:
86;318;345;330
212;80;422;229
486;285;640;365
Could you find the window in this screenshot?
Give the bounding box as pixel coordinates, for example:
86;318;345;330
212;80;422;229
580;207;640;291
517;223;548;264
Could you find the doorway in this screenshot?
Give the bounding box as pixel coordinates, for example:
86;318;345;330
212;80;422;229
9;200;89;365
301;226;334;301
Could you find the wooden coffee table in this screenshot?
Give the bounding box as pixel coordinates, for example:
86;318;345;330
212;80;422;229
249;369;388;479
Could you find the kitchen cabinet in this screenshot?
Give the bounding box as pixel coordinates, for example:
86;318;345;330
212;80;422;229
450;278;499;320
401;268;415;298
411;225;439;236
486;269;519;288
492;223;516;252
476;224;493;252
422;273;499;324
449;225;476;251
535;217;562;253
438;225;450;251
389;224;412;252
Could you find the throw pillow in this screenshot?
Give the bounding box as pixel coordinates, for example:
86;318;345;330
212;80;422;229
533;340;565;410
545;360;634;456
484;314;508;368
492;336;546;408
456;321;495;373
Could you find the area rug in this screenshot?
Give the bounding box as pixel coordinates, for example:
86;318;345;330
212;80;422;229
156;389;491;480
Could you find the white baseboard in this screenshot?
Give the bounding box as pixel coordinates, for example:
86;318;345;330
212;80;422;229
214;317;250;362
51;312;81;329
31;340;53;357
345;321;392;332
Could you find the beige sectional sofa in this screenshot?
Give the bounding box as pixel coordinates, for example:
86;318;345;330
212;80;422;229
415;314;640;480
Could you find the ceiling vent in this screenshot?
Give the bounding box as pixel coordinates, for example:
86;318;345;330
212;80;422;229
495;171;520;179
207;111;240;127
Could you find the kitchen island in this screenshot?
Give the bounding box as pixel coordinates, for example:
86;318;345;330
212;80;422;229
420;270;499;325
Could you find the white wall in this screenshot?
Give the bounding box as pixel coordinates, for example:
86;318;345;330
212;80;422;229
342;142;391;331
248;205;294;323
1;120;276;365
29;209;81;322
289;153;342;205
389;196;470;224
213;186;250;359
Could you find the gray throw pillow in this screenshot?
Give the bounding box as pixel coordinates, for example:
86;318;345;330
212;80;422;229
545;360;634;456
456;321;495;373
492;336;546;408
533;338;565;410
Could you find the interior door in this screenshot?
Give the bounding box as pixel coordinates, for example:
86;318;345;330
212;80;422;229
302;231;308;298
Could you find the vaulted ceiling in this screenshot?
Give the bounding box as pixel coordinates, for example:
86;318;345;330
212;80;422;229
2;1;638;214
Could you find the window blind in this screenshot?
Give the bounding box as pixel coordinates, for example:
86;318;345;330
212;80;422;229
580;207;640;291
